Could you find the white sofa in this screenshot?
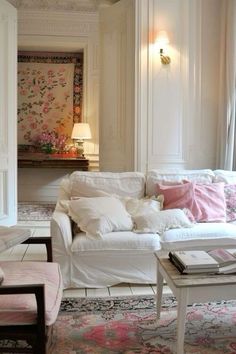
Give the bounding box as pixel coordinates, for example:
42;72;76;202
51;169;236;289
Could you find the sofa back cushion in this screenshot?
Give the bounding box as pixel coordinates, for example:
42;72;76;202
69;171;146;199
214;170;236;184
146;169;214;197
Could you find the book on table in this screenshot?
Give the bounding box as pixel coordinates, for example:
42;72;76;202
169;249;236;274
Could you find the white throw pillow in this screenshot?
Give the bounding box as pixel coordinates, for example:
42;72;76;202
133;209;193;234
68;197;133;238
123;196;162;217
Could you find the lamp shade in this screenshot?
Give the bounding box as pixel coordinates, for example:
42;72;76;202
156;30;170;47
71;123;92;140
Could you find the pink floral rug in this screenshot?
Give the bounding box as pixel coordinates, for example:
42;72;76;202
18;202;55;221
2;295;236;353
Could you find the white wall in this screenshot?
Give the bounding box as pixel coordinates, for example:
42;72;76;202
100;0;222;173
142;0;221;171
17;0;222;201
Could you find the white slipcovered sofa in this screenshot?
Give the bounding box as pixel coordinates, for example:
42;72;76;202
51;169;236;288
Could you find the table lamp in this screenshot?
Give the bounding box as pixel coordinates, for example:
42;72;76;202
71;122;92;156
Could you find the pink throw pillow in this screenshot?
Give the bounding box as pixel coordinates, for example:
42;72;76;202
156;182;202;221
224;184;236;221
157;181;226;222
194;183;226;222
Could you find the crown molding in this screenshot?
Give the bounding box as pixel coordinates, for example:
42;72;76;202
8;0;118;12
18;10;99;36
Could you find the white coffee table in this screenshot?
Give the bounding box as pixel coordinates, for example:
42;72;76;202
155;252;236;354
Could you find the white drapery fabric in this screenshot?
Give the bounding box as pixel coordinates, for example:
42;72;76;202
217;0;236;170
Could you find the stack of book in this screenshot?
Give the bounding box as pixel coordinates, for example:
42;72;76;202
169;249;236;274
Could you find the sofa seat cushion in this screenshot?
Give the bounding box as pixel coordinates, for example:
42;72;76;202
0;262;62;326
160;223;236;251
71;231;161;252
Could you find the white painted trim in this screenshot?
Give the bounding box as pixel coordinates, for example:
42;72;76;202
134;0;149;173
0;0;17;225
147;0;154;171
187;0;202;168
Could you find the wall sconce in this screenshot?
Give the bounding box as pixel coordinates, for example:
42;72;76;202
71;122;92;156
156;30;171;65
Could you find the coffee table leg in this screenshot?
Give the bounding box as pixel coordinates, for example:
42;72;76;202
176;289;188;354
156;261;163;319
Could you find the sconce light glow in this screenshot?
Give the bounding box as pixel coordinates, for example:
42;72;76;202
156;30;171;65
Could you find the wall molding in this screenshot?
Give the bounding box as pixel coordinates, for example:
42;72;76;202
186;0;203;168
134;0;149;173
18;10;98;36
147;0;187;169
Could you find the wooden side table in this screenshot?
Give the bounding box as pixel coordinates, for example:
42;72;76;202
155;252;236;354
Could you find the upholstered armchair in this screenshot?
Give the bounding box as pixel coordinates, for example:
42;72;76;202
0;228;62;354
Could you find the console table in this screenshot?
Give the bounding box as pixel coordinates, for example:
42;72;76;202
18;152;89;170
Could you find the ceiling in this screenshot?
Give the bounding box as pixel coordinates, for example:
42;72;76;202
7;0;119;12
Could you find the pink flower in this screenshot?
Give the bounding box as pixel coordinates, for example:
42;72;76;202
47;93;54;100
30;122;37;129
43;106;49;113
74;86;80;93
33;86;40;93
74;106;81;114
20;125;26;131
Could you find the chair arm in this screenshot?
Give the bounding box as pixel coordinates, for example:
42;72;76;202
0;284;46;341
50;211;72;254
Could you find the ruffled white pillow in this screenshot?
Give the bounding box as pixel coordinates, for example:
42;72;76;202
68;197;133;238
133;209;193;234
120;195;163;217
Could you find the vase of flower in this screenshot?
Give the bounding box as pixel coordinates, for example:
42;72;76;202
33;130;68;155
41;143;53;154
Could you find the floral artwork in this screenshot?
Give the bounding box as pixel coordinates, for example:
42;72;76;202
17;62;74;144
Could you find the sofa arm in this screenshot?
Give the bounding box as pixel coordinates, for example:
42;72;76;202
51;211;73;255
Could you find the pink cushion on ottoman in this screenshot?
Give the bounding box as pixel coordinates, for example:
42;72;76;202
0;262;62;326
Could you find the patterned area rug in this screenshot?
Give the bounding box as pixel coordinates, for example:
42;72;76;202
2;295;236;353
18;202;55;221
